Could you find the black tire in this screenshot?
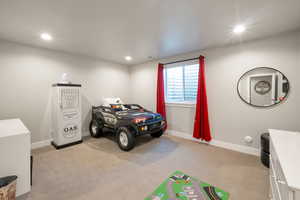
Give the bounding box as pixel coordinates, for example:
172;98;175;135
89;120;103;138
116;127;135;151
151;130;164;138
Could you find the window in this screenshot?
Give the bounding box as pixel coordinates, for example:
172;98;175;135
164;61;199;103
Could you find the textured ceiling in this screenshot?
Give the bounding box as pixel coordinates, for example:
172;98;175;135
0;0;300;64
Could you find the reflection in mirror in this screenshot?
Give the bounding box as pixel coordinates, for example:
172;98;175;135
237;67;289;107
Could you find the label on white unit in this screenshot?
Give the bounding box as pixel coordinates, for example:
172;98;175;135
63;124;78;138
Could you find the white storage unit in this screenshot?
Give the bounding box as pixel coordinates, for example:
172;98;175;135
0;119;31;197
51;83;82;149
269;129;300;200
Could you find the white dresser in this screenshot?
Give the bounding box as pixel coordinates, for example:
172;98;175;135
269;129;300;200
0;119;31;197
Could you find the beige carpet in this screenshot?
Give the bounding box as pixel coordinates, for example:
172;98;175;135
22;134;268;200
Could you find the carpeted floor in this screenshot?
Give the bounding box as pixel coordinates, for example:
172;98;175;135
21;134;269;200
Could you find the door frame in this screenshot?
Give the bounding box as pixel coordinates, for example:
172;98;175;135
247;73;276;105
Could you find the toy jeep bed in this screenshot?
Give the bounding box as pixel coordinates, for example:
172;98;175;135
89;98;166;151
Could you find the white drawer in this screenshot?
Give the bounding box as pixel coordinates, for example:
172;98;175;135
269;130;300;200
277;178;289;200
270;172;281;200
270;141;280;177
270;140;290;200
270;157;276;179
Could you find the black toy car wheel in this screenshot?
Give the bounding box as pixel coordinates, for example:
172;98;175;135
89;120;103;138
117;127;135;151
151;130;164;138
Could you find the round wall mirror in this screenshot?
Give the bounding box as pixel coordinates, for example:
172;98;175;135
237;67;289;107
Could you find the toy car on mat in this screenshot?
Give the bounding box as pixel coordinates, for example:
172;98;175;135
89;98;166;151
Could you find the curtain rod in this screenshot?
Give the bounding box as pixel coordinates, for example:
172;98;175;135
162;56;202;65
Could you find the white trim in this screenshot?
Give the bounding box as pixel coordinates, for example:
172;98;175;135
167;130;200;142
167;130;259;156
31;139;52;150
166;102;196;108
31;132;260;156
31;131;89;150
247;73;275;105
210;139;260;156
164;59;198;68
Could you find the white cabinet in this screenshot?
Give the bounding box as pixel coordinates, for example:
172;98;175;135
0;119;31;197
51;83;82;148
269;129;300;200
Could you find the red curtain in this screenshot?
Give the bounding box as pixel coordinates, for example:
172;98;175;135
193;56;212;141
156;63;167;130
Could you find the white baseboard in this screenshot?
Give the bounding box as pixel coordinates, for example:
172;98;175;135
31;131;259;156
31;139;52;150
209;140;260;156
31;131;89;150
167;130;259;156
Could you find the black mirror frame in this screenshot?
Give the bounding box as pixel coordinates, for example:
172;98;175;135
237;67;290;108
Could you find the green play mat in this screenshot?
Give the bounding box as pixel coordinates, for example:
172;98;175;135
145;171;229;200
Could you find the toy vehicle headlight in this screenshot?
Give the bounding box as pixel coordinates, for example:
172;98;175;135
132;117;147;124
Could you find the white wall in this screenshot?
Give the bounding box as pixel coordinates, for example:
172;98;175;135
1;31;299;149
129;31;300;149
0;40;130;143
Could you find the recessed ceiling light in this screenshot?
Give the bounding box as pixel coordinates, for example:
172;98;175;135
40;33;53;41
233;25;246;34
125;56;132;61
